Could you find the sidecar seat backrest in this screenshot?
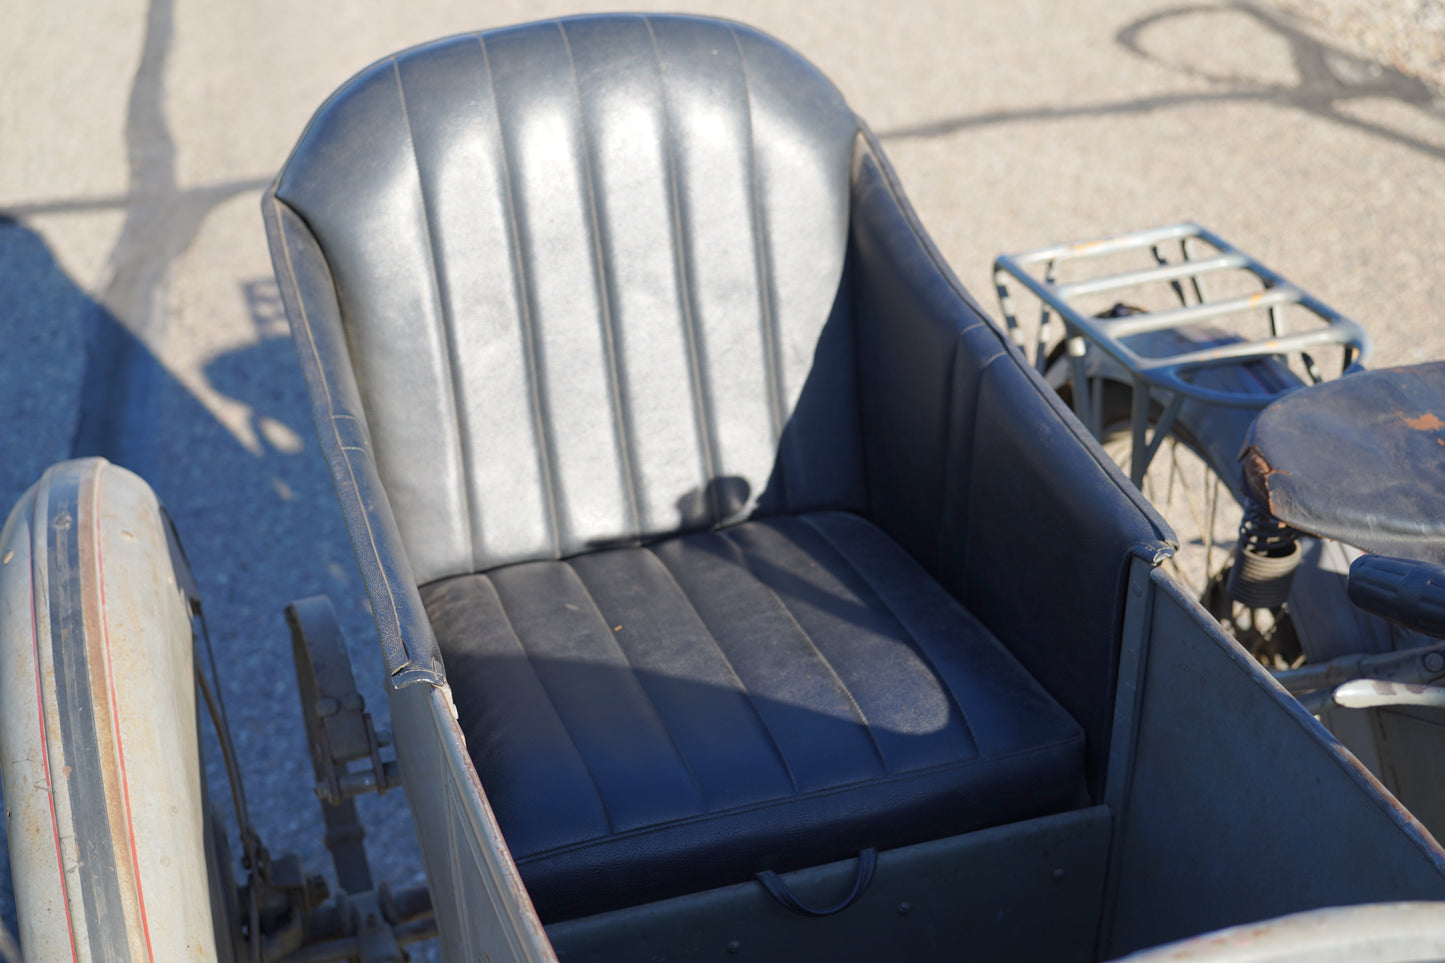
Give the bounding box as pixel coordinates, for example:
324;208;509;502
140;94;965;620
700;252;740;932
272;15;864;583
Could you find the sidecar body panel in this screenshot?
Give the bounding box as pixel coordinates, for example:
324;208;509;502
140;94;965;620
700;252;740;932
1105;566;1445;957
386;679;554;963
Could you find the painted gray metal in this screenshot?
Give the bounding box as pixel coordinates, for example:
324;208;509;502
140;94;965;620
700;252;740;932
1368;707;1445;839
992;223;1371;409
546;807;1110;963
385;679;556;963
1105;568;1445;958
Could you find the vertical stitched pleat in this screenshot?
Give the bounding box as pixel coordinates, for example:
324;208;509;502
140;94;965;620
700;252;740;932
716;523;890;769
391;59;480;573
721;519;974;771
398;36;560;569
489;561;704;831
795;513;978;752
653;531;885;790
732;27;861;519
571;16;712;538
729;25;784;443
571;547;796;807
645;544;801;791
277;60;473;582
645;18;720;526
649;18;774;526
558;21;641;539
418;574;610;852
487;25;635;558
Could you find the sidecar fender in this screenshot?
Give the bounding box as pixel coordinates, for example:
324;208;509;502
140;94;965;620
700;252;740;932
0;458;216;962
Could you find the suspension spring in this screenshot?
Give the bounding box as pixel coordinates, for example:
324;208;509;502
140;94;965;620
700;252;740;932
1226;494;1301;609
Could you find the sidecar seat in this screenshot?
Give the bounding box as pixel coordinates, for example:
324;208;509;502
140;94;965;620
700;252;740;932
263;14;1168;923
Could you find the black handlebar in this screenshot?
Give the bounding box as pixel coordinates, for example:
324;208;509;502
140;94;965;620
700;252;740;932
1347;554;1445;640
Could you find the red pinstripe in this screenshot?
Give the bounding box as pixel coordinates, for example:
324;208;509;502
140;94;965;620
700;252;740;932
30;488;79;963
91;469;155;962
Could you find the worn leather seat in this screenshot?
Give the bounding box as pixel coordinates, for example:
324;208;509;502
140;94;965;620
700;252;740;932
423;511;1086;919
1242;362;1445;563
264;13;1168;923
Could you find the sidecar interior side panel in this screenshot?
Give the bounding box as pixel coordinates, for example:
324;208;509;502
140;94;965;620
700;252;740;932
845;149;1171;798
422;511;1087;922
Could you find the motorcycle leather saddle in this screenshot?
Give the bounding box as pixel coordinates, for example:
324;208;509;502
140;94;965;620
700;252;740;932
1240;361;1445;564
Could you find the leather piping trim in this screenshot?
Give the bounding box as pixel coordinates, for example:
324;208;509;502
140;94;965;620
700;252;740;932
260;191;443;686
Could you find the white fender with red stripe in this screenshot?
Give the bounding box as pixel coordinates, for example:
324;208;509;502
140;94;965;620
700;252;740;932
0;459;217;962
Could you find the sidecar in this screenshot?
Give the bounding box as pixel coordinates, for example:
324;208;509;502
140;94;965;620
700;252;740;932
4;14;1445;963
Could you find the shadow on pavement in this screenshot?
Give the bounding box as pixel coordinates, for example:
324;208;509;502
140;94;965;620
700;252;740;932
880;1;1444;165
0;215;431;955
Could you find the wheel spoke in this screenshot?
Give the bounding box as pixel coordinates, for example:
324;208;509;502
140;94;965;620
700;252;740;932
1204;463;1219;583
1094;393;1293;666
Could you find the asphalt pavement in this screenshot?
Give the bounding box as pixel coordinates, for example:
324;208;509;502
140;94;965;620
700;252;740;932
1;0;1443;958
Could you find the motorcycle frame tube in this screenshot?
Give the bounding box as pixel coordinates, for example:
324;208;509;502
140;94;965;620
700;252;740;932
0;459;216;962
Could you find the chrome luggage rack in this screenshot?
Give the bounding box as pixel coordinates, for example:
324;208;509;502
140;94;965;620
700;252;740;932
992;223;1371;484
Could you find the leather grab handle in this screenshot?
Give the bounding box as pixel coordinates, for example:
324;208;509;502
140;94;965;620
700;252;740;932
755;848;878;916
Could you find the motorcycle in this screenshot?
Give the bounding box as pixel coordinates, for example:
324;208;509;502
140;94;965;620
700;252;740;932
995;223;1445;836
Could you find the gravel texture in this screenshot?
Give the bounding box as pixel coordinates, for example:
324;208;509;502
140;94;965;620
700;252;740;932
1273;0;1445;92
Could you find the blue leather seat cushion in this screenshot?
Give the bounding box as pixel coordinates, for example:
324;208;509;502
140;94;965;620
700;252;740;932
422;510;1087;921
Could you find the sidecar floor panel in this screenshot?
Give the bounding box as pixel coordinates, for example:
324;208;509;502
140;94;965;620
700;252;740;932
421;510;1086;922
1243;361;1445;562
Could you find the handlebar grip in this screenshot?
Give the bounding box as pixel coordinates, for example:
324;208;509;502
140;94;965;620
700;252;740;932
1347;554;1445;640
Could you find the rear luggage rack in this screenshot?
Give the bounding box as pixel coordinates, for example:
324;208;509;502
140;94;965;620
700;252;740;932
992;222;1371;411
